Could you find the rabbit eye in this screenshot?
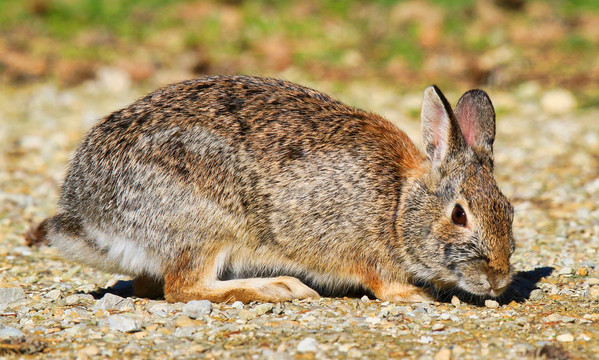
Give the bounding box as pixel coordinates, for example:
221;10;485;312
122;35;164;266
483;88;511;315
451;204;467;226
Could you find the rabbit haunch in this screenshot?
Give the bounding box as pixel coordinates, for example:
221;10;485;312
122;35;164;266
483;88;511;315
44;75;514;303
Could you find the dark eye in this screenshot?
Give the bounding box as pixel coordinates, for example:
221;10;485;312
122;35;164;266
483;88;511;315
451;204;467;226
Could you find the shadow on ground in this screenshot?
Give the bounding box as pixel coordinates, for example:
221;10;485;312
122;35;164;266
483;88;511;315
88;280;138;299
83;267;554;304
435;267;554;306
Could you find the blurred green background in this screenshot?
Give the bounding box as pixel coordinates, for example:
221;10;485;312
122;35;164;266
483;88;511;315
0;0;598;105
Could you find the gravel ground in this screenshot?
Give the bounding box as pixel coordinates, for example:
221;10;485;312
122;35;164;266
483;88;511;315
0;72;598;359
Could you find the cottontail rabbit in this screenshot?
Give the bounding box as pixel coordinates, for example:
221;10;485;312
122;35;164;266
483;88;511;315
42;75;514;303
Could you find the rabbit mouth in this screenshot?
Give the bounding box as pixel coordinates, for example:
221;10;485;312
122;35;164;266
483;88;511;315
456;276;511;297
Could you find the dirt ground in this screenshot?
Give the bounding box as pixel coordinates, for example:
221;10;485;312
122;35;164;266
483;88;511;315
0;74;597;359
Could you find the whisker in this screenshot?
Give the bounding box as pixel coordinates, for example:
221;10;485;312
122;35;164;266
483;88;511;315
512;251;534;265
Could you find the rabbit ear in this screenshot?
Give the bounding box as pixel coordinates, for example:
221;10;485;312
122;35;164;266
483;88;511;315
421;85;464;166
454;89;496;169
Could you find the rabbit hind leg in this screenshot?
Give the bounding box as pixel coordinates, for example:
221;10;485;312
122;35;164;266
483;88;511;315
163;248;319;304
354;263;434;302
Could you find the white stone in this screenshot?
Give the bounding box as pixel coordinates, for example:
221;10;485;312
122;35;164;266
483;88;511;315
434;348;451;360
558;266;574;275
64;294;80;306
418;336;433;344
238;309;256;321
253;303;274;315
452;345;465;356
451;296;461;307
365;316;381;325
431;323;445;331
0;287;26;305
587;278;599;286
556;333;574;342
10;246;33;256
45;289;62;300
485;300;500;308
231;301;244;309
148;303;170;317
182;300;212;319
108;315;140;333
77;345;99;357
529;289;544;301
586;286;599;299
94;293;134;311
296;337;318;353
0;326;24;339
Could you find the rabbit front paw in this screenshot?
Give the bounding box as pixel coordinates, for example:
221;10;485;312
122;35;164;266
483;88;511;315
373;282;434;303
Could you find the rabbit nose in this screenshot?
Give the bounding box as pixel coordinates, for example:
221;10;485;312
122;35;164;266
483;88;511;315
486;269;510;296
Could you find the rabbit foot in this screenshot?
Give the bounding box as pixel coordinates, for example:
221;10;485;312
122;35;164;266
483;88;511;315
372;282;434;303
133;274;164;299
164;275;320;304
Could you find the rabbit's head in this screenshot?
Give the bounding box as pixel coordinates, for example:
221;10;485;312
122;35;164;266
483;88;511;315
399;86;514;297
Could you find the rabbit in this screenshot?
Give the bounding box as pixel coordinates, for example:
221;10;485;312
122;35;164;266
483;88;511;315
40;75;514;303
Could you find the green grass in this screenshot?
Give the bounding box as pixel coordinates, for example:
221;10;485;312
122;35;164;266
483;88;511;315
0;0;598;94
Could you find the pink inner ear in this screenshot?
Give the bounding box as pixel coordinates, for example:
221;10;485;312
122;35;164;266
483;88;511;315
458;104;477;147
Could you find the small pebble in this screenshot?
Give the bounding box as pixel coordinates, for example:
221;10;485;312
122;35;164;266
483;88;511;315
65;294;81;306
418;336;433;344
238;309;257;321
0;287;26;305
147;303;170;317
45;289;62;300
586;286;599;299
272;303;283;315
485;300;499;309
175;316;196;327
77;345;99;357
431;323;445;331
174;327;196;338
587;278;599;286
577;267;588;276
10;246;33;256
434;348;451;360
108;315;141;333
385;305;401;316
253;303;274;315
529;289;544;301
558;267;574;275
297;337;318;353
556;333;574;342
231;301;244;309
0;326;25;339
452;345;465;356
94;293;134;311
580;261;596;269
360;295;369;303
450;296;460;307
182;300;212;319
365;316;381;325
515;317;528;326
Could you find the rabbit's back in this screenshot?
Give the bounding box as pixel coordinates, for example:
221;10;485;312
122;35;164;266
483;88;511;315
56;75;424;281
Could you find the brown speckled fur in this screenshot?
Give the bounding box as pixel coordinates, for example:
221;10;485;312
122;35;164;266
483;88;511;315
43;75;514;303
